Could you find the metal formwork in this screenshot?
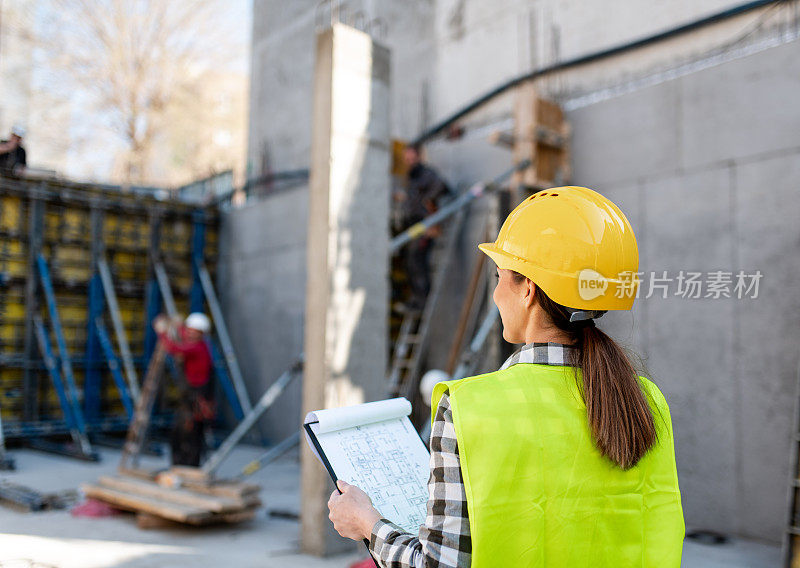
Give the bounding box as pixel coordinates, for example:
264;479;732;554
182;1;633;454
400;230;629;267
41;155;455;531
0;174;219;441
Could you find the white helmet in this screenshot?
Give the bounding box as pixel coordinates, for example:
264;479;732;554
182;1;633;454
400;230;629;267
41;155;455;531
11;124;25;138
185;312;211;333
419;369;451;405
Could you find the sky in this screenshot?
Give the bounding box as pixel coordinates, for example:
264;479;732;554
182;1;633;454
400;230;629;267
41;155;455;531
5;0;253;185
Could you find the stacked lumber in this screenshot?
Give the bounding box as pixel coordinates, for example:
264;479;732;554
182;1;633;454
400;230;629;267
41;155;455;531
82;467;260;527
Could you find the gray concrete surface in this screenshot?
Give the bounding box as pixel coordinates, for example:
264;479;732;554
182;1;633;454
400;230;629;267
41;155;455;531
239;0;800;546
248;0;434;176
217;186;308;444
0;446;364;568
568;40;800;542
0;447;781;567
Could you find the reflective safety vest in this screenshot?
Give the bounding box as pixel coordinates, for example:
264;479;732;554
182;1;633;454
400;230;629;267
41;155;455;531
432;363;684;567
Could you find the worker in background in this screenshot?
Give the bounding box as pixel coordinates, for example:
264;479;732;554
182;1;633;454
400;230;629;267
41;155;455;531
398;144;451;311
0;124;27;175
153;312;214;467
328;187;684;567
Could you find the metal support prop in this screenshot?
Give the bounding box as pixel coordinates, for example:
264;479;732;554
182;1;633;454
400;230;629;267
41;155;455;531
237;431;301;480
207;338;245;420
201;356;303;477
0;481;45;511
98;259;140;400
143;277;161;365
33;315;92;456
143;212;162;365
451;305;500;381
389;160;530;252
197;261;253;415
36;255;93;456
84;206;105;421
84;272;104;421
153;263;187;385
190;212;206;313
94;318;135;418
153;262;178;317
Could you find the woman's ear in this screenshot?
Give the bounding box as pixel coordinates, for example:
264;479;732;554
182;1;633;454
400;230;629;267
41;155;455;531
523;279;537;309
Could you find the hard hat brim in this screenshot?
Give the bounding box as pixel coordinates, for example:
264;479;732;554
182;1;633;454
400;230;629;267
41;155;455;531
478;242;636;311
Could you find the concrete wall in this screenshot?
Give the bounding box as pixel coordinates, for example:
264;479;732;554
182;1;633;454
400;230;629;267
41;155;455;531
248;0;435;177
568;40;800;541
242;0;800;543
217;186;308;442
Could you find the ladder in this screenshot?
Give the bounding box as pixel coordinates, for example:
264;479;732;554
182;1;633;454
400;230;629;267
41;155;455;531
782;359;800;567
118;341;168;472
388;209;466;400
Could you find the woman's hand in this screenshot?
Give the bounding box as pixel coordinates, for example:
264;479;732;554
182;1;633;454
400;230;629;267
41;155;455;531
328;480;382;541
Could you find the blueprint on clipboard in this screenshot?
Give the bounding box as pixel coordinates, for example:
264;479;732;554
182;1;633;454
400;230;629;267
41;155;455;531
304;398;430;534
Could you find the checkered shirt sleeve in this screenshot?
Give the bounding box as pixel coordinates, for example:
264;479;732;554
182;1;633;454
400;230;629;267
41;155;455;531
368;393;471;568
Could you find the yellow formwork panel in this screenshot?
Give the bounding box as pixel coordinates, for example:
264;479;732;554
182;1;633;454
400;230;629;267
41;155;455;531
3;301;26;319
0;180;219;425
0;195;23;233
59;209;89;241
0;320;23;345
111;252;146;282
52;245;92;282
105;216;149;249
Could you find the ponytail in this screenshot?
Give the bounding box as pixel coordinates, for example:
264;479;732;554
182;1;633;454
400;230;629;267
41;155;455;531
511;272;656;469
577;323;656;470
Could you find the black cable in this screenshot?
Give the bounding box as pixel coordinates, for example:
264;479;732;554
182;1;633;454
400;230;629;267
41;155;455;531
411;0;786;146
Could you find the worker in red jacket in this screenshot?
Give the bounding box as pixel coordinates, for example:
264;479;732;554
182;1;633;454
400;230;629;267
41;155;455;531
153;312;214;467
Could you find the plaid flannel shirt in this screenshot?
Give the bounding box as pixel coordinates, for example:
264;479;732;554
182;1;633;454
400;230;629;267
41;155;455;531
369;342;579;568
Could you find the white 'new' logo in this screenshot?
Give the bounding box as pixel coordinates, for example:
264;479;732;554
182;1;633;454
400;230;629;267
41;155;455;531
578;269;608;301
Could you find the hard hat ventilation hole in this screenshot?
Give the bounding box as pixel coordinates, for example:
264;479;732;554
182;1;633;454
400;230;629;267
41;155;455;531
551;193;559;196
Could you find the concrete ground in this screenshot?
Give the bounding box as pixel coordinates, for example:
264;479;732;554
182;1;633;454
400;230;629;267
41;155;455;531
0;444;781;567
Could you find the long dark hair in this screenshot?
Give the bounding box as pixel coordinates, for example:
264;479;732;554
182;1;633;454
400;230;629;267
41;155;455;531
511;271;656;470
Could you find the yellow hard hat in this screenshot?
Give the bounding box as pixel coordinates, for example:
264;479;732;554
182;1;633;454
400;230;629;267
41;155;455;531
478;186;640;311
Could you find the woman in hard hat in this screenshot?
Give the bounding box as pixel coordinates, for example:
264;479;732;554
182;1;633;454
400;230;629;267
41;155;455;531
327;187;684;567
154;312;215;466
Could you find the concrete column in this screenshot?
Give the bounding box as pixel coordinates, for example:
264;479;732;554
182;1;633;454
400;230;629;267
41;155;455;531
301;24;390;556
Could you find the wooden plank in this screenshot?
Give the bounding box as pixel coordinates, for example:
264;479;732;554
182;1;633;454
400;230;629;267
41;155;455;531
445;252;486;375
182;479;261;501
98;475;243;513
216;507;257;524
118;467;159;481
136;512;184;530
169;466;210;482
512;83;538;194
83;484;210;524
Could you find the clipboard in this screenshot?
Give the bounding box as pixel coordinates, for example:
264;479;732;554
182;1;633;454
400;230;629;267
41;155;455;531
302;398;431;567
304;420;379;567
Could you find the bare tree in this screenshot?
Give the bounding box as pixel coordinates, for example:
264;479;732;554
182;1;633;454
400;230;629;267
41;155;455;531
37;0;244;185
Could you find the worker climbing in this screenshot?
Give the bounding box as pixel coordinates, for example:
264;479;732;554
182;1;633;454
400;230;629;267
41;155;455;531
153;312;215;467
327;186;685;567
396;144;452;311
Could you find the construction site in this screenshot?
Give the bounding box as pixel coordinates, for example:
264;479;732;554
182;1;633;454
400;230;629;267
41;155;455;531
0;0;799;566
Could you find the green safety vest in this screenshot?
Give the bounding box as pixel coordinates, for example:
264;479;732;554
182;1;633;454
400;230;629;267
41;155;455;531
432;363;684;567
